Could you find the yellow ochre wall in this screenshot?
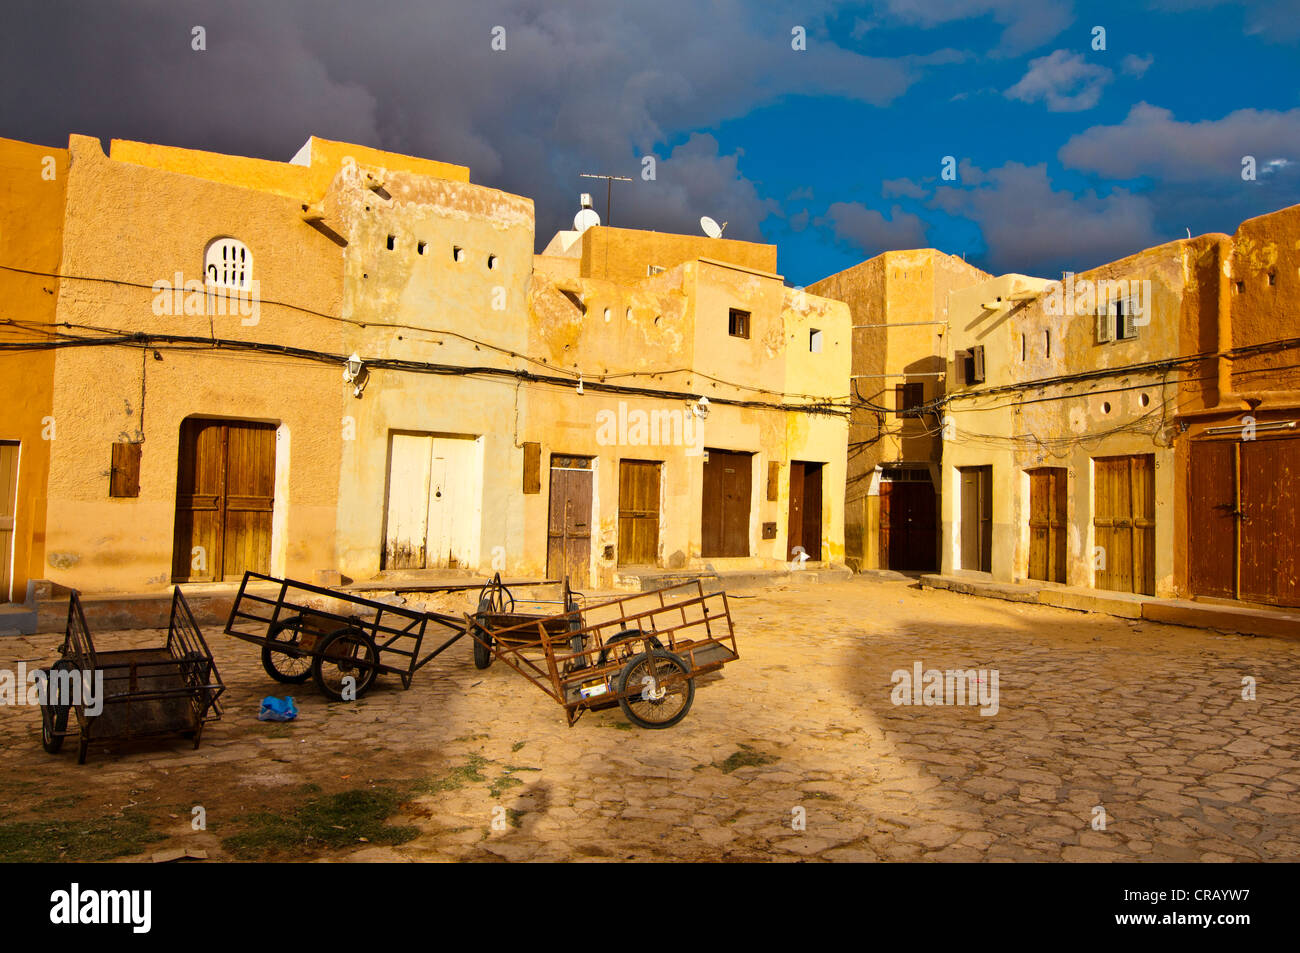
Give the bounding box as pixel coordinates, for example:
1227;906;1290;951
0;137;68;602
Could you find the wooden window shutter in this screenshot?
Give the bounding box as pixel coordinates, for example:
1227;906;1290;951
522;442;541;494
109;442;141;498
895;384;906;415
767;461;780;501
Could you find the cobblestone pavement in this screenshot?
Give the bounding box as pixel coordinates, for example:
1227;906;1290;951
2;576;1297;862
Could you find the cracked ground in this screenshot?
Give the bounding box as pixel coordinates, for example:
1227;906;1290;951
2;576;1297;862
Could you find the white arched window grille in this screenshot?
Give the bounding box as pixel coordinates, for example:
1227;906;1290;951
204;238;253;291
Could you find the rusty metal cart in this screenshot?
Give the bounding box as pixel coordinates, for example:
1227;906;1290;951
40;588;226;764
224;571;478;700
469;573;584;670
467;579;739;729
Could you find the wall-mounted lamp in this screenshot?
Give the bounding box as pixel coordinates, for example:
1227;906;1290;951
343;352;364;383
690;396;710;419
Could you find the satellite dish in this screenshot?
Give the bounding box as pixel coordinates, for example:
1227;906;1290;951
574;208;600;232
700;216;728;239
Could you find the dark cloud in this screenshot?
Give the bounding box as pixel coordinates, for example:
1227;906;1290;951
821;201;929;254
0;0;950;246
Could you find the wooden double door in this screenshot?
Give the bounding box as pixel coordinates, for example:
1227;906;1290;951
1190;436;1300;607
618;460;661;566
547;456;592;586
880;479;936;570
1093;454;1155;596
382;433;480;570
1028;467;1067;584
172;418;276;582
787;461;823;562
701;449;752;558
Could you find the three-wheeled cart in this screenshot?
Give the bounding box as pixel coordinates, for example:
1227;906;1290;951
468;579;739;729
40;588;226;764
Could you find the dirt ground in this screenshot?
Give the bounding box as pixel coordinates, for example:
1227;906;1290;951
2;575;1297;862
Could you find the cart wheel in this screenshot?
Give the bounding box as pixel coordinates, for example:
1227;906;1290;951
40;661;76;754
616;649;694;729
311;627;380;701
262;616;314;684
470;615;494;670
478;575;515;614
598;629;663;667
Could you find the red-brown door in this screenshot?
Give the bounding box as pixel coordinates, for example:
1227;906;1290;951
702;449;752;558
547;456;592;586
1188;440;1236;599
172;418;276;582
1239;437;1300;606
880;479;937;570
787;461;823;562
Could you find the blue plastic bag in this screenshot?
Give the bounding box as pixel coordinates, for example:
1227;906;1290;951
258;695;298;722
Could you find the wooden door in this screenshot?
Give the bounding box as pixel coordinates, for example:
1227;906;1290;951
1188;440;1236;600
382;434;479;570
383;433;433;569
1093;454;1154;595
173;419;275;582
701;449;751;558
959;466;992;572
1028;467;1067;583
0;442;17;601
788;461;823;562
427;437;478;568
1239;437;1300;607
618;460;661;566
881;480;937;571
547;456;592;586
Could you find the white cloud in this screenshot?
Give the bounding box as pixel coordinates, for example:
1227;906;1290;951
821;202;929;253
1005;49;1112;111
1059;103;1300;182
1120;53;1153;78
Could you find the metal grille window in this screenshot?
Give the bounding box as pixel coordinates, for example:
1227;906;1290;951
204;238;252;291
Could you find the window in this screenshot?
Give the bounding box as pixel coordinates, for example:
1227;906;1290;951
962;345;985;385
453;245;465;262
809;328;823;353
488;254;498;270
647;264;665;277
1021;333;1027;361
204;238;252;291
109;442;141;498
896;381;924;418
417;241;426;255
386;234;396;251
1044;329;1052;357
1116;299;1138;340
1096;308;1114;344
728;308;750;339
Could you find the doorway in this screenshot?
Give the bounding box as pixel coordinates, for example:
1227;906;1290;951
701;449;752;558
958;465;992;572
382;432;480;570
172;418;277;582
787;461;824;562
618;460;661;566
1093;453;1155;596
0;441;17;601
1027;467;1067;584
547;455;593;586
879;468;936;570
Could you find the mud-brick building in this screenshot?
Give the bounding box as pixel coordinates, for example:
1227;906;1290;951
809;250;988;572
939;203;1300;610
2;132;850;611
0;137;69;615
1177;205;1300;609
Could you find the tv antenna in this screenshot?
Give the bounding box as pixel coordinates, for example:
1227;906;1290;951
579;172;632;227
700;215;728;239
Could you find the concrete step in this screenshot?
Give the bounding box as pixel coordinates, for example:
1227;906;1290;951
0;603;38;637
919;573;1300;639
616;564;852;593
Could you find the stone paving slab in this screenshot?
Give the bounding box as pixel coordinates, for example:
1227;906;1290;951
1;577;1297;862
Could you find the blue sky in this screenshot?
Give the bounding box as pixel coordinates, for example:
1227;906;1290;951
3;1;1299;286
